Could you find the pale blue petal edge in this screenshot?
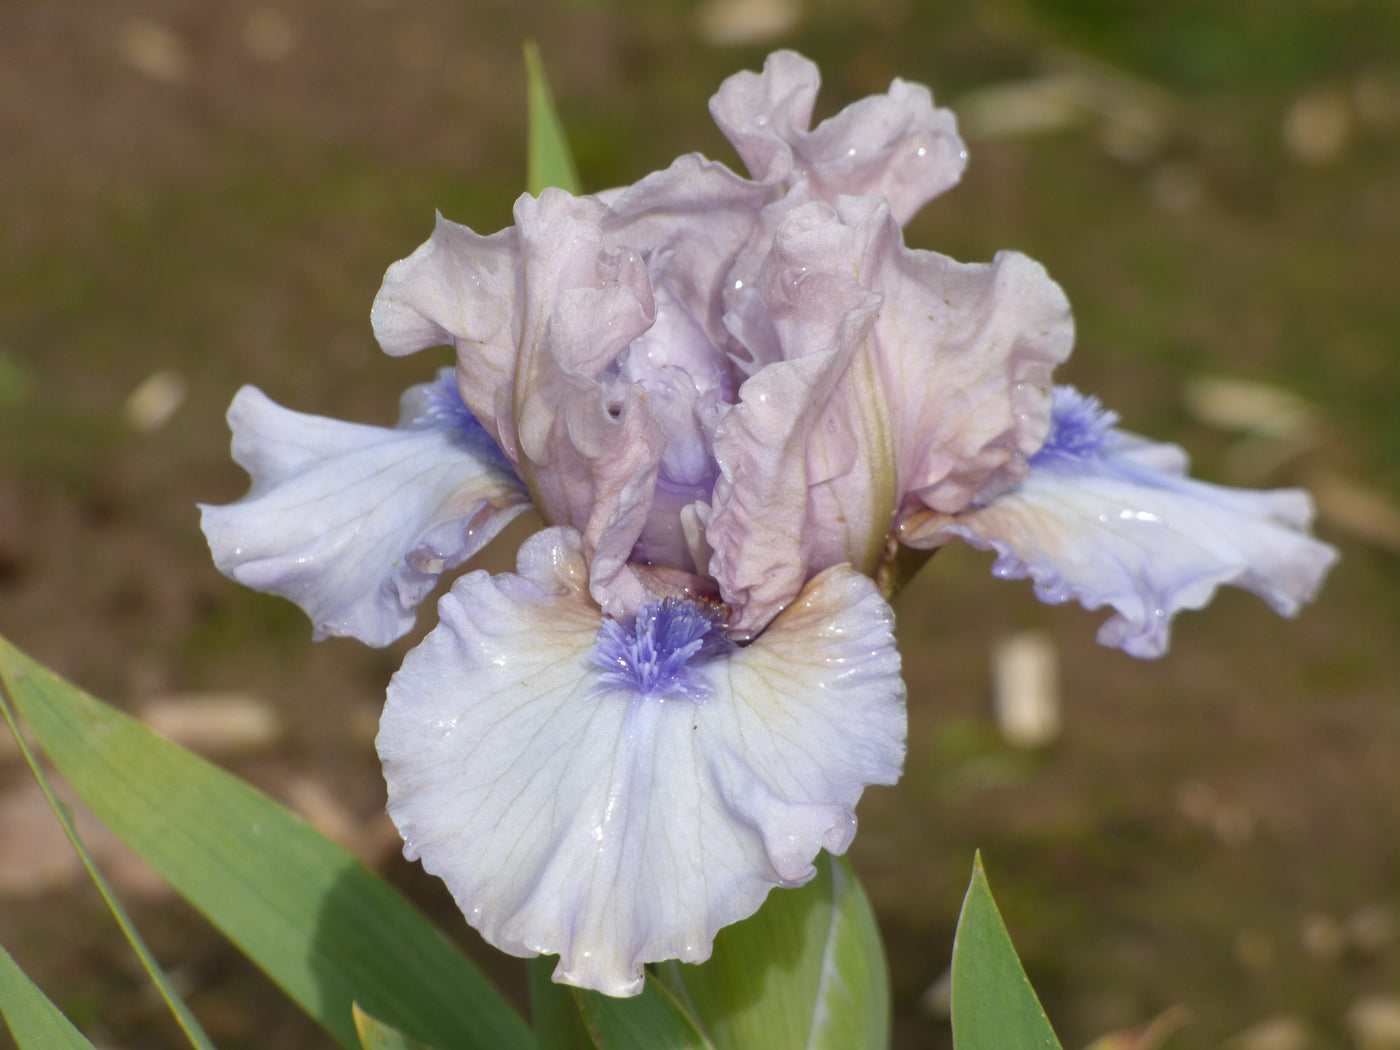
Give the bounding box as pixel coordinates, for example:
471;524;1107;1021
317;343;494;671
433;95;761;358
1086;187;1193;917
200;378;532;646
918;390;1339;658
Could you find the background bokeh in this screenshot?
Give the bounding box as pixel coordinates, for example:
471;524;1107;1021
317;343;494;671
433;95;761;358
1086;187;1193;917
3;1;1399;1047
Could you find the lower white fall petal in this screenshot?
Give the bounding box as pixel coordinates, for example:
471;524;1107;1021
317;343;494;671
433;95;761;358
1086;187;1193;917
377;526;905;996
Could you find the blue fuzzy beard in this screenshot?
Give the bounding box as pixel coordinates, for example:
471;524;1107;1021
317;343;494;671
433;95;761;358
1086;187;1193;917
1031;386;1119;467
590;597;735;703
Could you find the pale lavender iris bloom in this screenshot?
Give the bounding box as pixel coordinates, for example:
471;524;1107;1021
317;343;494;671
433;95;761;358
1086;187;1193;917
202;50;1335;996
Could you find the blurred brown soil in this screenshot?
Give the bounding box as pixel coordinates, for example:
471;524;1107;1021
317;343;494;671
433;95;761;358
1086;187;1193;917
2;2;1399;1049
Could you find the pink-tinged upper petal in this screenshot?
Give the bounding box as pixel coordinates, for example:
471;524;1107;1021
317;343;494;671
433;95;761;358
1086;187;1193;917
368;55;1066;634
766;195;1071;522
598;153;774;358
709;204;885;636
710;50;968;224
371;215;521;455
377;527;904;996
902;387;1339;658
866;225;1075;517
369;164;775;616
199;375;531;646
506;191;666;616
537;161;772;585
709;198;1072;634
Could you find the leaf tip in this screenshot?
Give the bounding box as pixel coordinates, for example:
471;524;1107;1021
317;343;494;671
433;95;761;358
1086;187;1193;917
522;39;581;197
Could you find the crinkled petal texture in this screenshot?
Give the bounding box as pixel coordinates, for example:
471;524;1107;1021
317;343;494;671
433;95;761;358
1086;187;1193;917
372;165;772;617
903;390;1338;658
200;381;531;646
709;49;968;225
377;527;906;996
368;52;983;627
709;196;1074;635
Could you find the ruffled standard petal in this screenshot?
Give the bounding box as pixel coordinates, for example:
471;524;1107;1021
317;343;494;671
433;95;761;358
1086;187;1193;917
598;152;776;359
375;185;754;618
903;387;1339;658
709;206;886;636
377;527;905;996
709;197;1072;635
794;195;1073;518
372;215;522;455
709;50;968;224
506;191;669;617
200;377;532;646
372;158;768;466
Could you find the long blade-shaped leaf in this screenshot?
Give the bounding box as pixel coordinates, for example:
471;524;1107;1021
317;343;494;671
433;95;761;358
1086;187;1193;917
524;40;581;196
0;942;100;1050
950;852;1063;1050
0;678;215;1050
655;852;890;1050
0;634;533;1050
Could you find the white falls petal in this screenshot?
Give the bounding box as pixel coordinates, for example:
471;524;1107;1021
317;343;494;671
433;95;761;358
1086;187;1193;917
905;400;1338;657
377;526;905;996
200;380;531;646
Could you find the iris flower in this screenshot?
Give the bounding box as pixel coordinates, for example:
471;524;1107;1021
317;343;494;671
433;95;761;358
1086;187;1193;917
201;51;1336;996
